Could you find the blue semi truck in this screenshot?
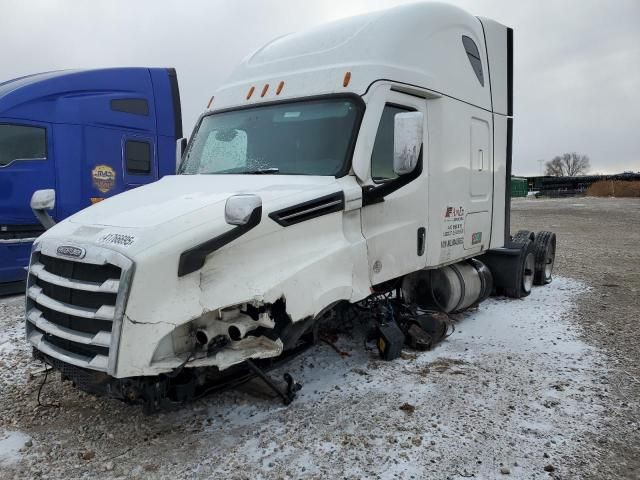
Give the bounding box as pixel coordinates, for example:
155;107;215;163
0;68;182;294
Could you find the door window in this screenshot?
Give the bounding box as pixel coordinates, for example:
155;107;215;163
125;140;151;174
370;105;412;183
0;124;47;167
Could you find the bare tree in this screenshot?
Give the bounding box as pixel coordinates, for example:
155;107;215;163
544;153;590;176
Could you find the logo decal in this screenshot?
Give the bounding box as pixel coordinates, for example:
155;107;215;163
56;245;86;259
92;164;116;193
471;232;482;245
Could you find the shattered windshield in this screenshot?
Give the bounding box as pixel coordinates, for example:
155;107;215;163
180;98;362;176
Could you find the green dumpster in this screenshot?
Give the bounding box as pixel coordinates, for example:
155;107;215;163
511;176;528;198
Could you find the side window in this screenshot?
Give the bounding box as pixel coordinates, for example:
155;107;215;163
0;124;47;167
462;36;484;86
371;105;411;183
111;99;149;116
125;140;151;175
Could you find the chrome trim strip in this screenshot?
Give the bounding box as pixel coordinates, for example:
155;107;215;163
27;285;115;321
30;262;120;294
27;331;109;371
26;308;112;348
0;237;38;244
278;199;343;222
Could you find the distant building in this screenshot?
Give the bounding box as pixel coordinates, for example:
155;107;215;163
524;173;640;197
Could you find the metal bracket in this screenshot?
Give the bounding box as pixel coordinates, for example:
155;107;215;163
245;359;302;405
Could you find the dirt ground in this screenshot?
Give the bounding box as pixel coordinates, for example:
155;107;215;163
0;196;638;480
510;197;640;480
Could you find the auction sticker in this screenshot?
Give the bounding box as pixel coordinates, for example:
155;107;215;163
92;165;116;193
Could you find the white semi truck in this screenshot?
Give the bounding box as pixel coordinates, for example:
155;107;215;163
25;3;555;407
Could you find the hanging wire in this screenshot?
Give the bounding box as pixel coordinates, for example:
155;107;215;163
37;365;60;409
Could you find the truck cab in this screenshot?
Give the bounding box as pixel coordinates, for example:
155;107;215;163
0;68;182;294
25;4;531;406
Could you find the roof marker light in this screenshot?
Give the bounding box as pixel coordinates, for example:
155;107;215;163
343;71;352;87
207;96;215;108
261;84;269;97
246;86;255;100
276;81;284;95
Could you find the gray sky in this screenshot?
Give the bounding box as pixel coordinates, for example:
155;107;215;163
1;0;638;176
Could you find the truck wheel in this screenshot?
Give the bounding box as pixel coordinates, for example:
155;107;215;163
533;231;556;285
504;237;535;299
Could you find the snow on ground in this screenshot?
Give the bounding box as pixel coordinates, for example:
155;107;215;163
182;277;605;479
0;277;607;479
0;431;30;466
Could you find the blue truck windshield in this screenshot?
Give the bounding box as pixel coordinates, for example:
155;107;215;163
0;124;46;167
181;98;362;176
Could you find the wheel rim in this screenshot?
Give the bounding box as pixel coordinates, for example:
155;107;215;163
523;253;535;292
544;245;555;280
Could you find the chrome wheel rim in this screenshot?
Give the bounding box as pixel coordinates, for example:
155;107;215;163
523;253;535;293
544;246;555;279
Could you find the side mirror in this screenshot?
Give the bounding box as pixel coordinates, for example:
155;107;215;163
176;137;187;173
30;189;56;230
393;112;424;176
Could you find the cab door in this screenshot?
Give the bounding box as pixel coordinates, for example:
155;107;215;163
360;90;428;286
83;127;158;203
0;120;54;284
0;121;55;223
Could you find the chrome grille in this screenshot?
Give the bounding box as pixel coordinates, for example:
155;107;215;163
26;242;133;374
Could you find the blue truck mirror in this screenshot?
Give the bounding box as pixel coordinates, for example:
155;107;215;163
30;189;56;230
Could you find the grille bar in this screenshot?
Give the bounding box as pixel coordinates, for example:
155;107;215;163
27;241;133;375
28;285;116;321
28;330;109;371
27;308;112;348
30;262;120;294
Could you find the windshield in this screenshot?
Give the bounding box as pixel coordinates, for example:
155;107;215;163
180;97;362;176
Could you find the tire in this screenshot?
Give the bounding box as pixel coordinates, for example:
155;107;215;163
504;237;536;299
533;231;556;285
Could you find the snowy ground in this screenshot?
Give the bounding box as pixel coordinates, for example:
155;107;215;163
0;276;610;479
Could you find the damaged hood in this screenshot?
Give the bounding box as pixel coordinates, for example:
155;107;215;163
41;174;344;256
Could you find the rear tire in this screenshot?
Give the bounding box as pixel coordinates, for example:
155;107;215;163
504;236;536;299
533;231;556;285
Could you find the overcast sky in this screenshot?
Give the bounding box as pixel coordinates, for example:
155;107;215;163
1;0;638;175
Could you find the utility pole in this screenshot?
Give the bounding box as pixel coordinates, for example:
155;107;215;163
537;159;544;176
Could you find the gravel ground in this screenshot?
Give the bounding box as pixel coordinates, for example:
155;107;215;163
0;196;638;479
511;197;640;480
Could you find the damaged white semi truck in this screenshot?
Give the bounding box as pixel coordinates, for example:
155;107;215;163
25;3;556;409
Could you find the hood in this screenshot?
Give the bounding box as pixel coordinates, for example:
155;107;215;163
69;174;340;228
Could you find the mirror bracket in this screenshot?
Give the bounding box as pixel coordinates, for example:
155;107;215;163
30;189;56;230
176;138;187;173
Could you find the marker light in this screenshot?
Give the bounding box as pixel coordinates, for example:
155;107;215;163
246;86;255;100
276;81;284;95
261;84;269;97
343;71;351;87
225;194;262;226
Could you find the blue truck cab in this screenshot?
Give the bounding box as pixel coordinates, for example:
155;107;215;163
0;68;182;294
